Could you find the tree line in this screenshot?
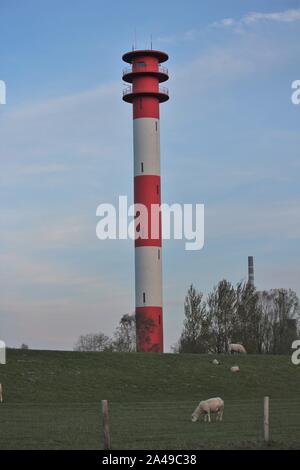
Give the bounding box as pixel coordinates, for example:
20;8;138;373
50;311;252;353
175;281;300;354
74;280;300;355
74;313;136;352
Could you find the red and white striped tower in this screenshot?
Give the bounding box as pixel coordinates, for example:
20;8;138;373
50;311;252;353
122;49;169;353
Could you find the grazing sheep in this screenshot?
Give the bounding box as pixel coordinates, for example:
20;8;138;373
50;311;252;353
229;343;247;354
191;397;224;423
212;359;220;365
230;365;240;373
0;384;2;403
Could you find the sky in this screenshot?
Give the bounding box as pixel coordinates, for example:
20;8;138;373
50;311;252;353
1;0;300;351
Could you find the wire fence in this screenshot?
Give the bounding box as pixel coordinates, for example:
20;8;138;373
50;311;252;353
109;399;264;450
0;403;101;450
0;399;299;449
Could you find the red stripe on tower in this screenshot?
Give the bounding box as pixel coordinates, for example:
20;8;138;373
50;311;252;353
134;175;162;247
122;49;169;352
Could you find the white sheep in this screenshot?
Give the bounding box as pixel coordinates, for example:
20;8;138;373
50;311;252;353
230;365;240;373
229;343;247;354
212;359;220;365
191;397;224;423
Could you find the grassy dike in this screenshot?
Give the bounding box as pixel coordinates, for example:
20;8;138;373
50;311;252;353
0;349;299;449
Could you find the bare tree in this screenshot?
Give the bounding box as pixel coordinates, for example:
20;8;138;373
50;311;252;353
74;333;112;352
113;314;136;352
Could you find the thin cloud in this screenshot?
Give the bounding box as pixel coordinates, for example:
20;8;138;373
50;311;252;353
159;8;300;42
244;9;300;24
212;8;300;29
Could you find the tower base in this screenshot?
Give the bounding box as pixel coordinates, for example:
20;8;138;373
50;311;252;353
136;307;163;352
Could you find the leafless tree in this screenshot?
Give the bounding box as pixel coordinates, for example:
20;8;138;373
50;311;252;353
112;314;136;352
74;332;112;352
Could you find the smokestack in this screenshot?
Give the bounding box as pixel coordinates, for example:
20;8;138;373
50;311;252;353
122;49;169;352
248;256;254;287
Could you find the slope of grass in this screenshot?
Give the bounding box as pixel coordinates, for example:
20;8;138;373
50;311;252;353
0;349;299;449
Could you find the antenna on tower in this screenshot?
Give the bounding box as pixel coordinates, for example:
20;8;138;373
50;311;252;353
150;34;153;50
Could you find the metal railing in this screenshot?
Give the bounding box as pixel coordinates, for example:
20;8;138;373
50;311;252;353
123;86;169;97
159;86;169;95
122;65;168;76
122;85;132;96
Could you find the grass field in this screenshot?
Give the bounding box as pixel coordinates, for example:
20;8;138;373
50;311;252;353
0;349;299;449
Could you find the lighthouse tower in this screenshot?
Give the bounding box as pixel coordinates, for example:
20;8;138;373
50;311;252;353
122;49;169;352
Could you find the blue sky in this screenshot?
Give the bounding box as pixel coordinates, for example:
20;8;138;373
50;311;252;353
1;0;300;351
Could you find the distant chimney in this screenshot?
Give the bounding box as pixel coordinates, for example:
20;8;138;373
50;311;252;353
248;256;254;287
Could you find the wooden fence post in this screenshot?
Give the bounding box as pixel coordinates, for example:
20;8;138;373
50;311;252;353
102;400;111;450
263;396;269;443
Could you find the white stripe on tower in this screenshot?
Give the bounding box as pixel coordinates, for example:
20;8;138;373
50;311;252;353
133;118;160;176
